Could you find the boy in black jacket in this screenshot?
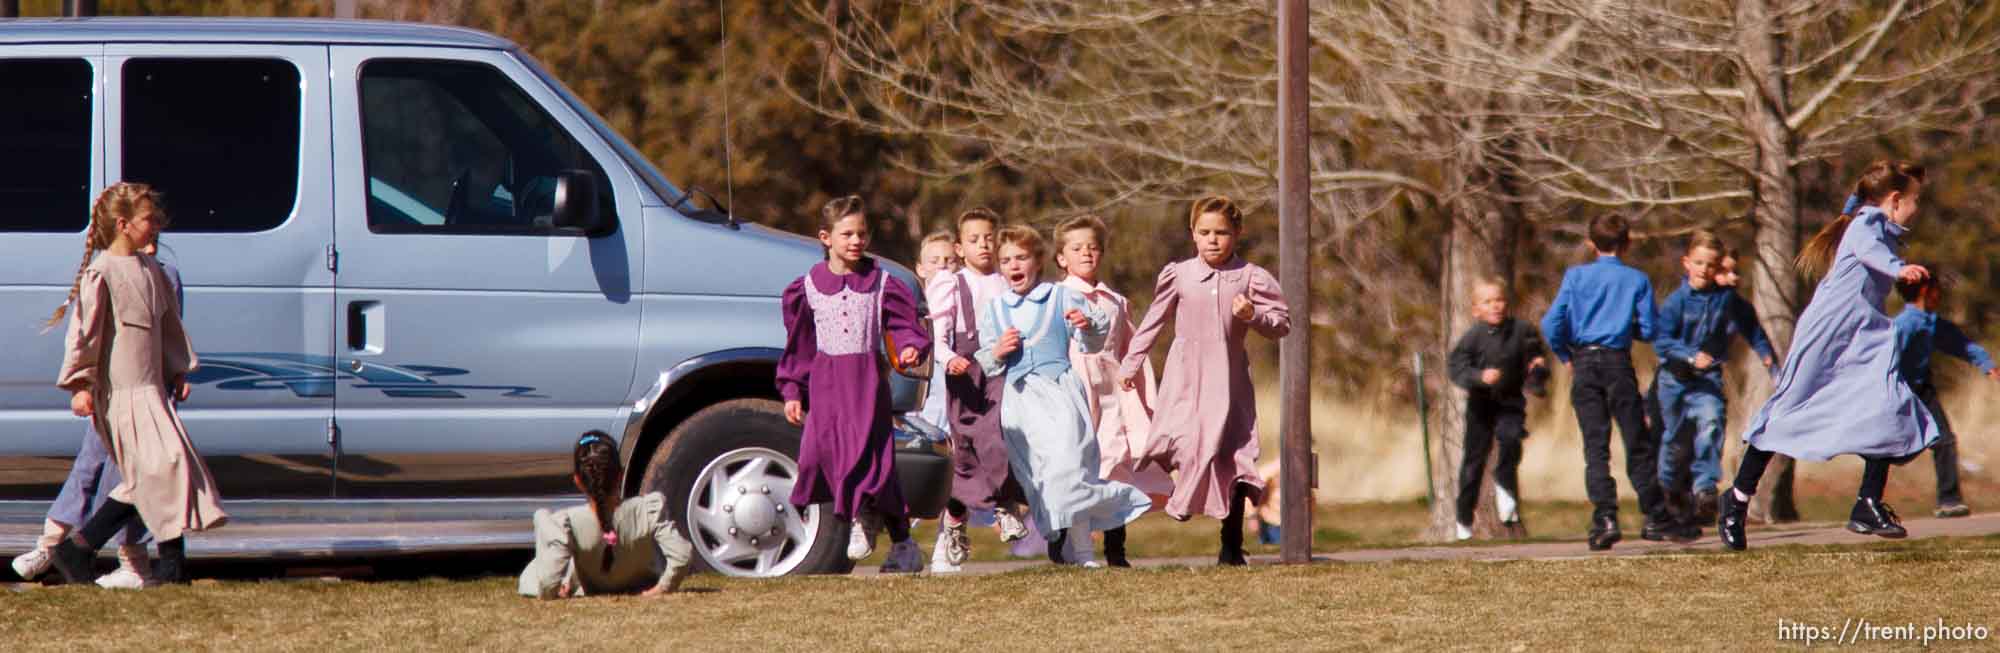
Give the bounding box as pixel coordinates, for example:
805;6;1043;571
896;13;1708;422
1447;277;1549;539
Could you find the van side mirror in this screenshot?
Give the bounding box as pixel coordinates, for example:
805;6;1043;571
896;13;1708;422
553;170;607;234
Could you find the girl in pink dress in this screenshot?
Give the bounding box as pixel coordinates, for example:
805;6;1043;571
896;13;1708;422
1056;216;1174;563
1119;196;1291;565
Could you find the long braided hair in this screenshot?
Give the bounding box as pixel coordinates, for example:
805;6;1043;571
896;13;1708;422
573;430;624;572
45;183;163;329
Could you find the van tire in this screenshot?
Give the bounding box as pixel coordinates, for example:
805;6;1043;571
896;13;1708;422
642;398;853;577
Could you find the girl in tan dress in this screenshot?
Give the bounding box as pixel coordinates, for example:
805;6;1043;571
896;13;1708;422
519;431;693;598
48;182;227;585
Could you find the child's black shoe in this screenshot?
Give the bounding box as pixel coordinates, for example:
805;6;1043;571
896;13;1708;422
1103;526;1131;568
48;538;97;585
1641;518;1699;543
1847;499;1907;539
1046;529;1069;564
1692;488;1720;525
1719;488;1749;551
1586;514;1621;551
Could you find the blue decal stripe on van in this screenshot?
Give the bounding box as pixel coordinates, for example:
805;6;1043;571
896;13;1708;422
189;353;544;399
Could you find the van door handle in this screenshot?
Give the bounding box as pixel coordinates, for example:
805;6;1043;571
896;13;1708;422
347;301;384;355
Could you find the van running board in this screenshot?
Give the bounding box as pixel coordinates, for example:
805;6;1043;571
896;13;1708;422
0;497;579;559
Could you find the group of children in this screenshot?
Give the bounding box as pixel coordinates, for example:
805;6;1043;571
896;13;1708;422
1450;159;1995;552
17;161;1994;594
786;196;1290;573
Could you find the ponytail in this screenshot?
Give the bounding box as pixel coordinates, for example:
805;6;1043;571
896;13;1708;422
1795;160;1925;281
573;430;625;572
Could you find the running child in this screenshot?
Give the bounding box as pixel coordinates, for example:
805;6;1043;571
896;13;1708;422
1720;160;1937;550
1651;232;1774;527
976;225;1152;566
776;195;931;572
904;230;960;441
1445;276;1548;540
1120;195;1290;566
926;208;1030;571
1891;268;1998;518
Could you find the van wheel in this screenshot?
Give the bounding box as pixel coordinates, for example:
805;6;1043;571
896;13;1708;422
642;398;852;578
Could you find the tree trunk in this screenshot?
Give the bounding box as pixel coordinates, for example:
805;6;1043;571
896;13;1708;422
1734;0;1803;523
1422;0;1529;542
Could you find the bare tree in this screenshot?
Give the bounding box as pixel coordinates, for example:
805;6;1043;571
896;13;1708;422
1446;0;2000;521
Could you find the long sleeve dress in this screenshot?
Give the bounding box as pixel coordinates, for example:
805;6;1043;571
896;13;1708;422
518;492;694;598
1119;257;1290;520
1062;275;1173;498
925;268;1021;511
776;261;931;522
57;252;227;541
976;282;1152;535
1740;207;1939;461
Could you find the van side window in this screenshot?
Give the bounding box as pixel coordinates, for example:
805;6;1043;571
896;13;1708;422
1;59;93;233
123;59;302;232
359;59;613;235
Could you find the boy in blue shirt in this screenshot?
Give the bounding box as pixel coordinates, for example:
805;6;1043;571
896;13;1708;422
1542;215;1691;550
1892;270;1999;518
1652;234;1775;528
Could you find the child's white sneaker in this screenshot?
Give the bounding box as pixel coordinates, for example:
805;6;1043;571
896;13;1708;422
95;565;151;590
847;513;883;561
1066;530;1098;567
11;548;51;580
1454;522;1474;541
995;509;1029;543
1495;486;1520;525
880;540;924;574
929;526;963;573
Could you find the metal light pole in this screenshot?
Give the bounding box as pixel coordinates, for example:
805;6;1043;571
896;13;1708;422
1276;0;1315;565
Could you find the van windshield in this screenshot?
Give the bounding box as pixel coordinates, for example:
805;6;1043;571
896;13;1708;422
511;50;681;209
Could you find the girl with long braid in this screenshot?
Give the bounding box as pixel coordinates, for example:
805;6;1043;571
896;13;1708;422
47;182;226;585
519;431;694;598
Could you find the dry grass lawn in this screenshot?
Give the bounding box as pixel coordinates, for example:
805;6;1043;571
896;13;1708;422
8;534;2000;651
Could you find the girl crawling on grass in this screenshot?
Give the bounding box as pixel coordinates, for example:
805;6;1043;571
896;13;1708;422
519;431;694;598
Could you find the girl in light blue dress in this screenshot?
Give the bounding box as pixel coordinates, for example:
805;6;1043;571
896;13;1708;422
1719;160;1935;550
976;226;1152;567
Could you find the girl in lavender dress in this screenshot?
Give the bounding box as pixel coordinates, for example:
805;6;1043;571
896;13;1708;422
1719;160;1937;551
777;195;932;573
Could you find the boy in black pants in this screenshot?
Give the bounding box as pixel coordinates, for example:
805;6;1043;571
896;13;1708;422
1447;277;1548;539
1541;215;1694;550
1892;270;1999;518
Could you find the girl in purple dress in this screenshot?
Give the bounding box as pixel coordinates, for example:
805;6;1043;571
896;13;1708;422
1719;160;1935;551
777;195;932;573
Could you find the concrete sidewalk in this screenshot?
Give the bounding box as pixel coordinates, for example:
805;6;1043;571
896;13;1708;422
853;511;2000;576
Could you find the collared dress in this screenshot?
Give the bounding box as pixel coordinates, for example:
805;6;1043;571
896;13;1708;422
1741;207;1939;461
1060;275;1173;498
1120;257;1290;520
776;260;931;521
57;252;227;541
976;281;1152;535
